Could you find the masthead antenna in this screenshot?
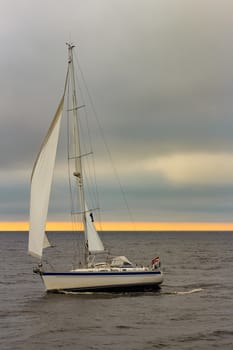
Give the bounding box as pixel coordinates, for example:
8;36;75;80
66;42;75;49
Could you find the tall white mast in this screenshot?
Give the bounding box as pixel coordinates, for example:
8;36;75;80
67;44;89;265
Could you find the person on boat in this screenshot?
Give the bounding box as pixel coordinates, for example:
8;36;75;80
151;256;160;269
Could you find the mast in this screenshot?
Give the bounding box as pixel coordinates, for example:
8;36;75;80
67;43;89;266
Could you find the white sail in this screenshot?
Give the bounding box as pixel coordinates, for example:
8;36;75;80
28;96;64;259
43;233;51;249
85;204;104;253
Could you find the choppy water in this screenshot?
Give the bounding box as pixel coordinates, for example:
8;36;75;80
1;231;233;349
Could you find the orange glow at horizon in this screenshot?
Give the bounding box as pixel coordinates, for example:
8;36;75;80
1;221;233;231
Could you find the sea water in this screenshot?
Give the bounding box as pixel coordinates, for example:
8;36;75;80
0;231;233;349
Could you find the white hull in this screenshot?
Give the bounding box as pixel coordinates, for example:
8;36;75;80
41;270;163;292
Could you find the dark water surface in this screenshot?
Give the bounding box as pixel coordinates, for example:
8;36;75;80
1;231;233;349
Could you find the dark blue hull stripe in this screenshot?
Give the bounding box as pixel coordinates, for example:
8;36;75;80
42;271;162;276
47;282;162;293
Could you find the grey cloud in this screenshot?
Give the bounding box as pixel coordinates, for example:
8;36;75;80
1;0;233;222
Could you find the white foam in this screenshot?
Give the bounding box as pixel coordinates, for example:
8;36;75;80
172;288;203;295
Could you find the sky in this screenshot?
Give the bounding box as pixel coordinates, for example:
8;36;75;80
1;0;233;228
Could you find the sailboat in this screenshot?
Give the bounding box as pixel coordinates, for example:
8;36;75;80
28;43;163;293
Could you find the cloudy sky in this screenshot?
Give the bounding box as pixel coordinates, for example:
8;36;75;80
1;0;233;224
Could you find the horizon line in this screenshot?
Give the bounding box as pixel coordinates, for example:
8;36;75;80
0;221;233;231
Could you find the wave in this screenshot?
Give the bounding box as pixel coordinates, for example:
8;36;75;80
167;288;203;295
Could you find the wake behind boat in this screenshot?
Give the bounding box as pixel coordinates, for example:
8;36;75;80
28;43;163;293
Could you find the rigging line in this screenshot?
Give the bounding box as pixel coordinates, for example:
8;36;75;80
71;214;83;268
67;104;85;112
78;119;99;212
80;96;100;212
81;113;99;206
68;151;93;160
72;59;102;229
73;51;136;231
43;259;55;271
73;66;99;207
71;207;99;215
72;63;102;229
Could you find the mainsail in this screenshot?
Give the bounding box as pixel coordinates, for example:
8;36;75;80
28;96;64;259
28;45;104;262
